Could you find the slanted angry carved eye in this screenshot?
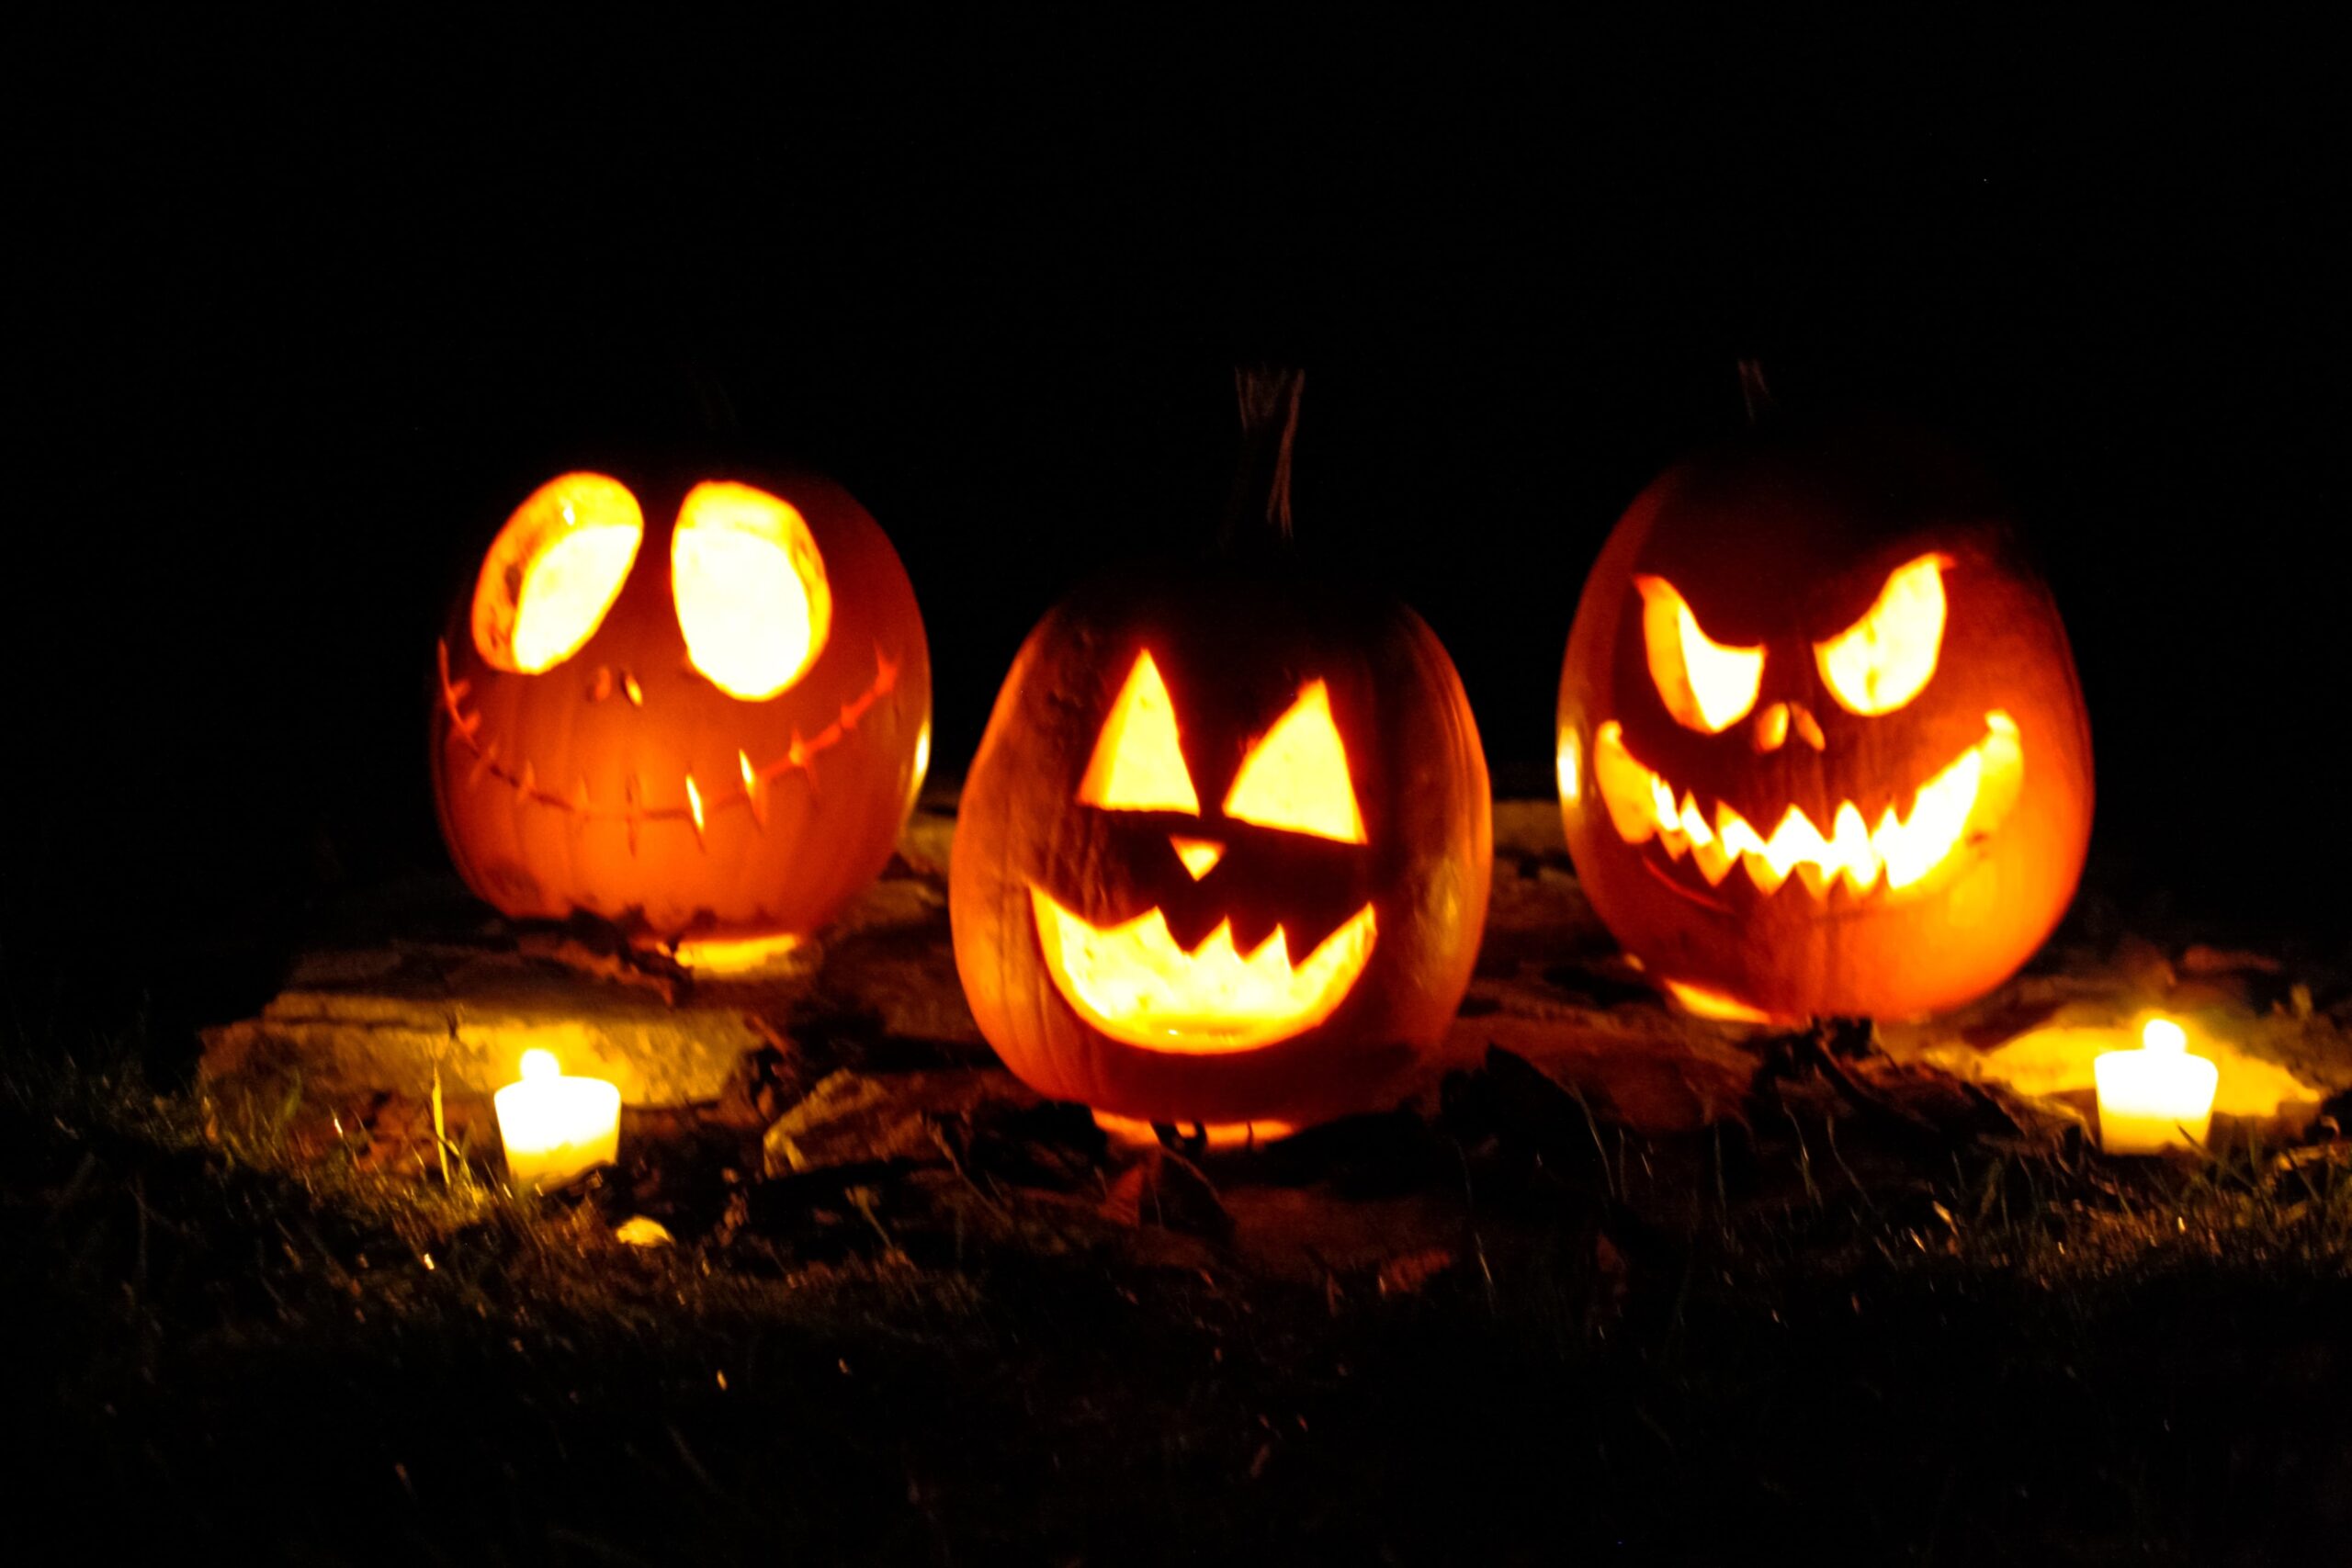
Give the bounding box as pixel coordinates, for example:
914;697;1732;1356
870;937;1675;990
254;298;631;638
1814;554;1951;716
1078;652;1200;813
471;473;644;672
1221;682;1366;844
673;482;833;700
1635;576;1764;733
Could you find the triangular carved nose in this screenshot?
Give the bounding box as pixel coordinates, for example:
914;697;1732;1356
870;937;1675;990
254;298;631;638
1170;837;1225;879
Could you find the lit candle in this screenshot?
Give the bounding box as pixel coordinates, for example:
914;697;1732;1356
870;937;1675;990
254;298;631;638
493;1049;621;1191
2093;1018;2220;1155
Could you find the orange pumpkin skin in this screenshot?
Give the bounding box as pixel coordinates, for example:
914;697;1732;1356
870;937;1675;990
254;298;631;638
432;467;930;947
951;569;1491;1128
1557;421;2093;1021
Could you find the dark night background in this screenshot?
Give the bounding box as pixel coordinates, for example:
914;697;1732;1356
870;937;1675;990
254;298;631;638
14;20;2348;994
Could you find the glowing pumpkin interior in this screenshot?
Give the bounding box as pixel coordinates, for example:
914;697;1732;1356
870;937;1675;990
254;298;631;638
472;473;645;673
673;481;833;699
1599;554;2024;900
1036;651;1376;1054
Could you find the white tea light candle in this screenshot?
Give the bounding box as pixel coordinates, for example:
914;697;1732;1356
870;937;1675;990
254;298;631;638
2094;1019;2219;1156
494;1049;621;1191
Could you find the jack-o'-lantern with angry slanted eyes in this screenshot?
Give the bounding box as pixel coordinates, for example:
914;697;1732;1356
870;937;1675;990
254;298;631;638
952;569;1492;1133
1557;420;2093;1022
432;468;930;963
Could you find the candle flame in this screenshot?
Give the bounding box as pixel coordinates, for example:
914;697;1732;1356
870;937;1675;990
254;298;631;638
520;1048;562;1081
2142;1018;2188;1055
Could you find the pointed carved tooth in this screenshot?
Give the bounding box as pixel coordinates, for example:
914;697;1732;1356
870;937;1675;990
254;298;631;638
468;739;499;788
684;773;707;844
622;673;645;707
1691;835;1738;886
873;646;899;694
447;678;471;705
1742;851;1791;897
515;761;536;804
572;776;594;816
624;774;642;858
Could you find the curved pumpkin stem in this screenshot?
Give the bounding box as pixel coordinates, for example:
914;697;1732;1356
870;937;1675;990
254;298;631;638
1223;365;1305;549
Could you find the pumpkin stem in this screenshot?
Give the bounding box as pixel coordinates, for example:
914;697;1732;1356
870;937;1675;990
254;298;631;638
1224;366;1305;548
1736;359;1774;423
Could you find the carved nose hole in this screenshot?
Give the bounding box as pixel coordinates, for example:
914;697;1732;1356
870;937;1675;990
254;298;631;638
1792;703;1826;750
622;672;645;708
1753;703;1790;752
589;666;615;702
1170;837;1225;880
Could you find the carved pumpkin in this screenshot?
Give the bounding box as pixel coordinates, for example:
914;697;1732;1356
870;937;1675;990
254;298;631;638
952;569;1491;1130
1556;419;2093;1021
432;468;930;961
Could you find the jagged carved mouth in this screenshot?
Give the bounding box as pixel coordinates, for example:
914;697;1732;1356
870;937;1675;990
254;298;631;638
1029;887;1377;1055
1592;711;2023;902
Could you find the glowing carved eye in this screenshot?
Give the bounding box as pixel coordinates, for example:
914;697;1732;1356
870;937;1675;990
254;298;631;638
1634;576;1764;733
1814;554;1951;716
472;473;644;672
673;482;834;700
1078;652;1200;813
1222;682;1366;844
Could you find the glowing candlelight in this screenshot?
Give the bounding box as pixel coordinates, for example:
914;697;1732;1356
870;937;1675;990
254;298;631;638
493;1049;621;1191
2093;1018;2220;1156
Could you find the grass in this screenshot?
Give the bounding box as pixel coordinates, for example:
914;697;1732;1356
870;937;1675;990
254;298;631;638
7;995;2352;1565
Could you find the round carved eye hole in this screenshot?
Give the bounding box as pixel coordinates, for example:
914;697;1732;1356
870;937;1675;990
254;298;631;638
1634;576;1764;733
1814;554;1951;716
673;482;834;700
471;473;645;672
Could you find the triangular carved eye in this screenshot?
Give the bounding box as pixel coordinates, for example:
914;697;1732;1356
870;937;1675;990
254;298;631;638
1078;652;1200;814
1222;682;1365;844
1815;554;1951;716
471;473;644;672
1635;576;1764;733
674;482;834;700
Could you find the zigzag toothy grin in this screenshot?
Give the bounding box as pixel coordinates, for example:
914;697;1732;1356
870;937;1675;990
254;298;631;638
1592;711;2023;899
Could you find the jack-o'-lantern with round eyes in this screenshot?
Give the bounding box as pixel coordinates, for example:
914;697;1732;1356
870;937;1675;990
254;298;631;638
432;468;931;962
952;569;1491;1132
1557;420;2093;1021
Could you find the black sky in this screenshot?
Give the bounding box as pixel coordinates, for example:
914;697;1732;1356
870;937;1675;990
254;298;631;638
14;19;2348;959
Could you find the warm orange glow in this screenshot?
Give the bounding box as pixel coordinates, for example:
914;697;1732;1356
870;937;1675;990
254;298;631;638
2095;1017;2221;1155
1221;682;1366;843
1815;554;1951;716
493;1049;622;1191
673;482;833;700
1091;1110;1298;1148
1636;576;1764;733
1030;887;1375;1054
1661;978;1778;1023
1556;725;1581;804
1592;710;2024;897
1078;652;1200;814
673;931;805;974
1936;1019;2315;1122
473;473;645;672
1170;836;1226;878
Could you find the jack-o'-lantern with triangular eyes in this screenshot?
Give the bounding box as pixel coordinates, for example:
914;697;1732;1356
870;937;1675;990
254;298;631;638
432;468;930;964
952;569;1491;1133
1558;419;2093;1022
